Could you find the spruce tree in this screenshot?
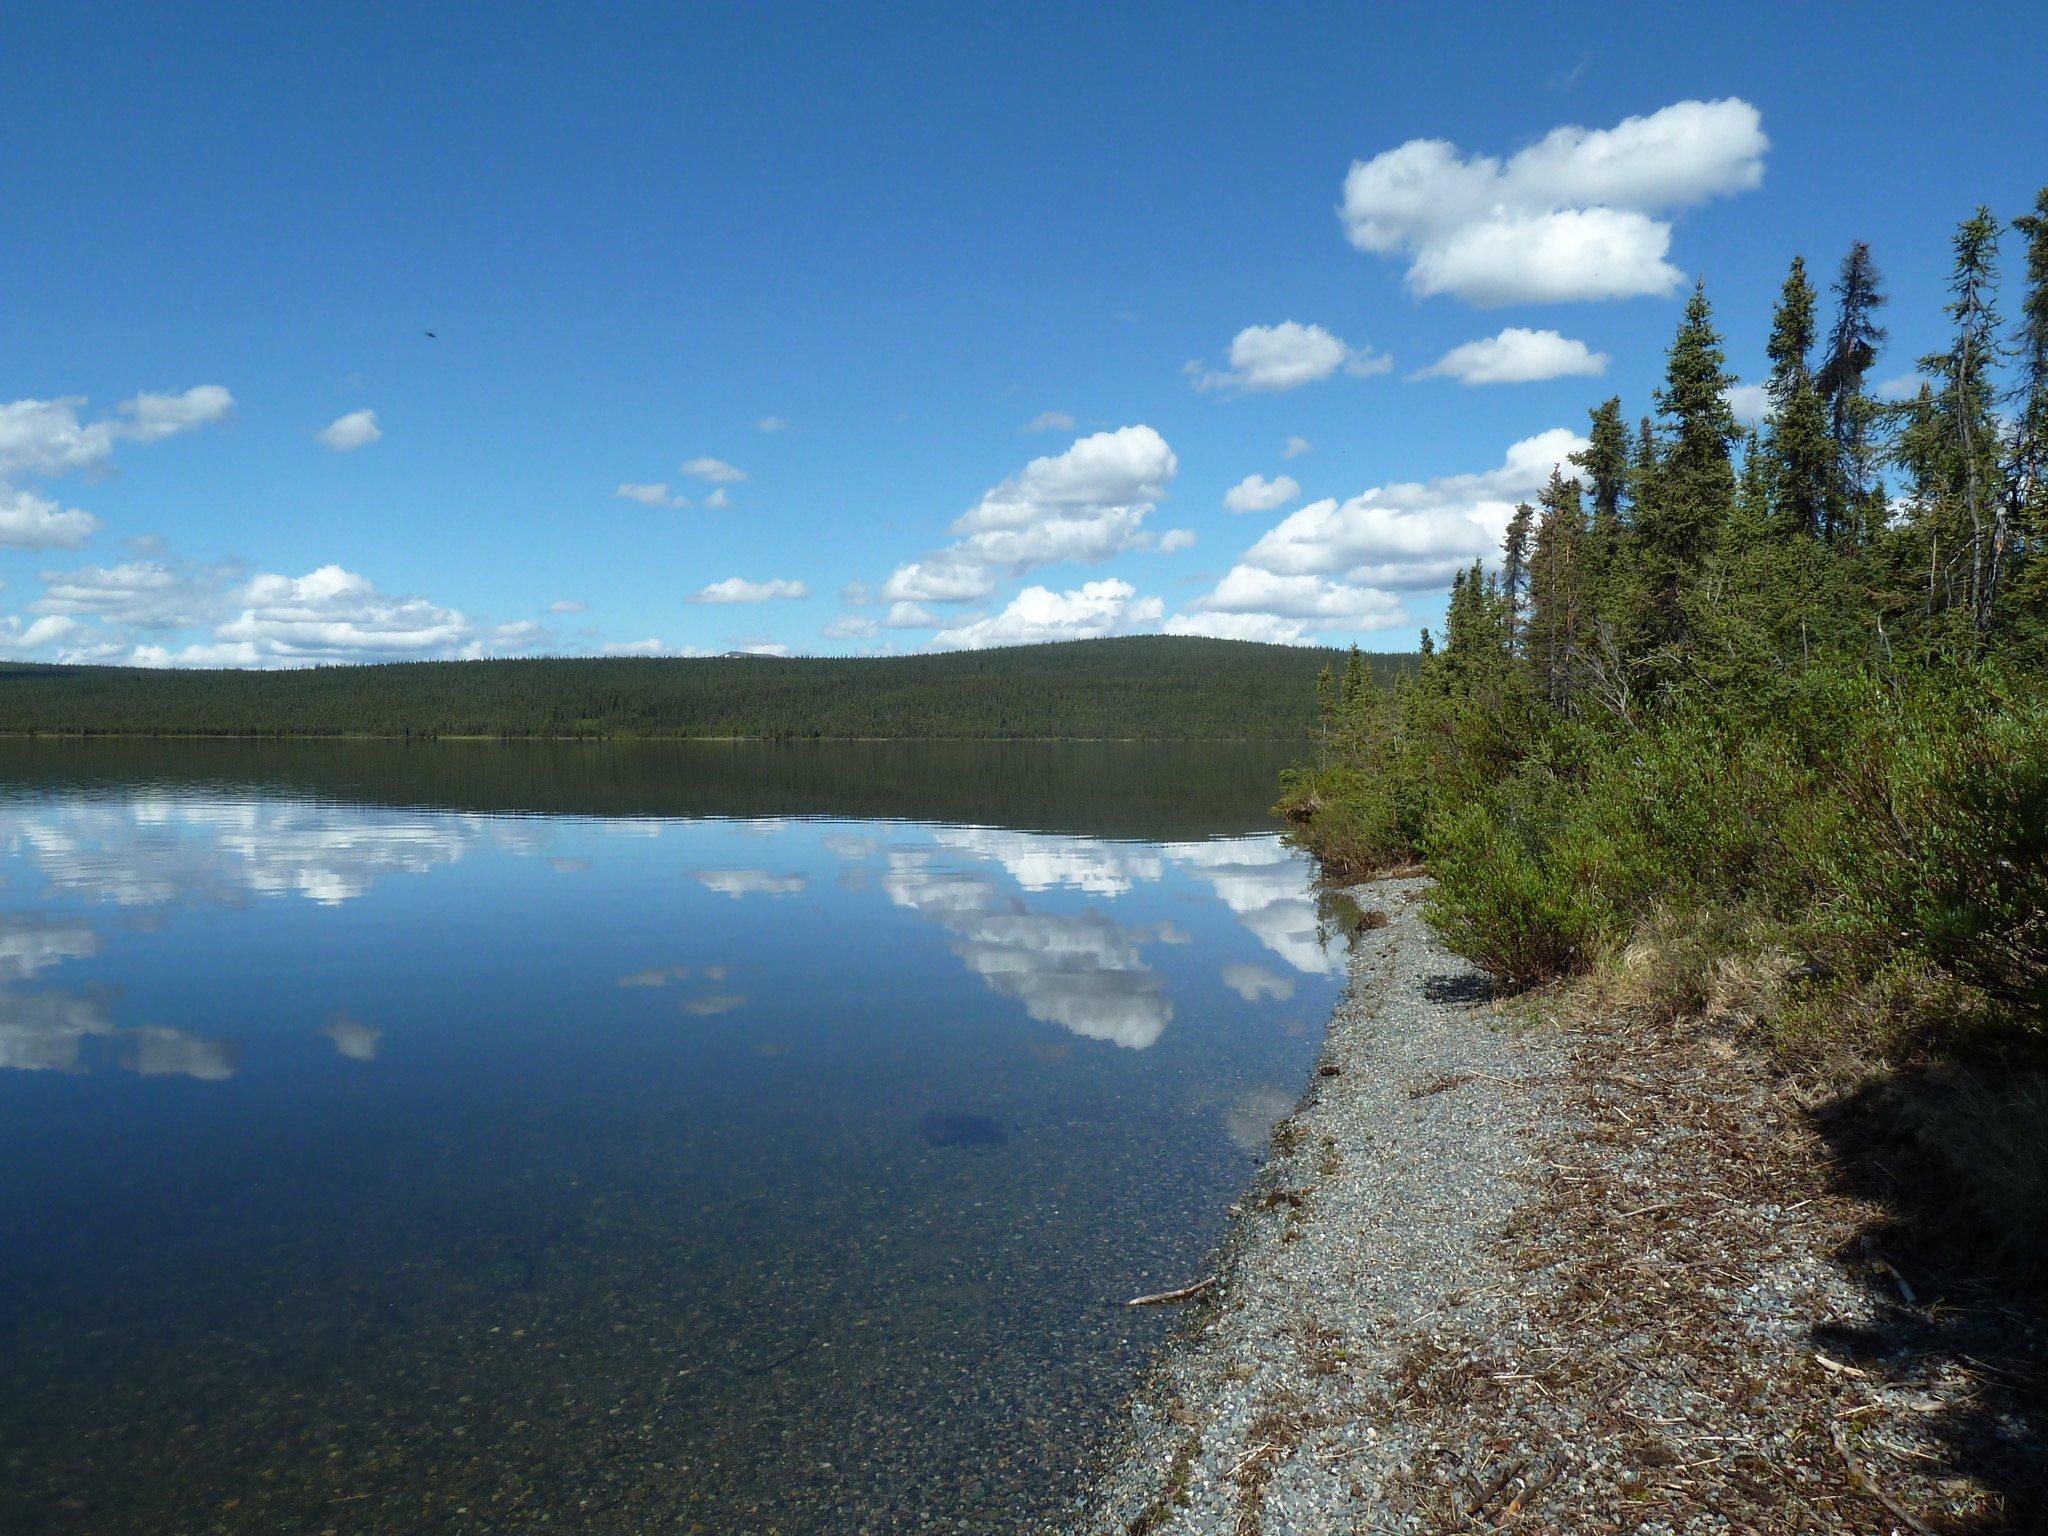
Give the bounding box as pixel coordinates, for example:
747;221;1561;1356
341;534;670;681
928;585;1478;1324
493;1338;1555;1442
1638;283;1737;647
2005;189;2048;642
1501;501;1535;648
1764;256;1834;539
1907;210;2007;634
1818;241;1889;540
1340;643;1368;711
1572;397;1629;594
1526;469;1587;710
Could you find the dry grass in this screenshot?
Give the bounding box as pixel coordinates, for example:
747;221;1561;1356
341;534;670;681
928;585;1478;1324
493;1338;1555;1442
1332;981;2043;1533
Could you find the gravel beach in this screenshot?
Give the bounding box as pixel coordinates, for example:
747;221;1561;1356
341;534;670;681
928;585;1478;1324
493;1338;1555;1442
1072;875;1563;1534
1068;878;2045;1534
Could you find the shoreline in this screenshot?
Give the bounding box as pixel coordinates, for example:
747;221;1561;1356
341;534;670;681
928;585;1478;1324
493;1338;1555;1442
1071;875;1562;1533
1065;878;2038;1533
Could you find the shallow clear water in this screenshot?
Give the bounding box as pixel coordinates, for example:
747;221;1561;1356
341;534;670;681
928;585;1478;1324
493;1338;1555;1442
0;741;1343;1534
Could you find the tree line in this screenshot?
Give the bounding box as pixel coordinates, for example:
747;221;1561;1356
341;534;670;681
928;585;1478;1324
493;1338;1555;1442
1285;191;2047;1079
0;636;1412;742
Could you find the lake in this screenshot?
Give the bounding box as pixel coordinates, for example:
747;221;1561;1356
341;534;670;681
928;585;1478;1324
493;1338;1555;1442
0;740;1346;1534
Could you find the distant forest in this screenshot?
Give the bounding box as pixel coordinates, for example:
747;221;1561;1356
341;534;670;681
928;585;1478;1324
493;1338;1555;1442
0;636;1414;741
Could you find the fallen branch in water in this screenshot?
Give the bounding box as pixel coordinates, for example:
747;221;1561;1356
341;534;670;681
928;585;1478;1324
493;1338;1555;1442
1126;1277;1214;1307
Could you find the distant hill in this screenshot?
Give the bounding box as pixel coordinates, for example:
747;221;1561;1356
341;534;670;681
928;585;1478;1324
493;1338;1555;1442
0;636;1417;741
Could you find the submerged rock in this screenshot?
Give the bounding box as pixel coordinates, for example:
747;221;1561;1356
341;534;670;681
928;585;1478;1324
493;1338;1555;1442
919;1110;1008;1147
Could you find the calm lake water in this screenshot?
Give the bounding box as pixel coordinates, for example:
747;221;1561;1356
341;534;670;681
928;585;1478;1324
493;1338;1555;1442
0;740;1346;1534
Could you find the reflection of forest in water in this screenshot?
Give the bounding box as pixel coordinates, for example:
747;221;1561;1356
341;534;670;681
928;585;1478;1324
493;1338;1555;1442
0;736;1307;840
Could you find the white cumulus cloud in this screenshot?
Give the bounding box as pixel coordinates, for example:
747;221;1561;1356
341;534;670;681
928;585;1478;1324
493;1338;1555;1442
1340;98;1767;304
0;387;233;551
32;559;232;629
1162;611;1315;645
882;425;1177;601
1282;436;1312;459
1240;427;1586;588
881;559;997;604
688;577;809;604
0;386;234;479
1224;474;1301;514
0;487;100;549
1723;382;1770;424
1418;327;1610;385
114;563;523;668
1168;427;1584;645
316;409;381;452
616;481;688;507
1026;410;1077;432
1191;322;1389;393
1192;566;1407;631
931;578;1164;650
681;456;747;483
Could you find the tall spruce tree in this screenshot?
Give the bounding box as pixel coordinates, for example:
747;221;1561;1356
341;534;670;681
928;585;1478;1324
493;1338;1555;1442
2003;189;2048;640
1818;241;1889;540
1526;469;1587;710
1899;210;2007;634
1764;256;1834;538
1501;500;1535;648
1572;397;1629;593
1637;283;1737;648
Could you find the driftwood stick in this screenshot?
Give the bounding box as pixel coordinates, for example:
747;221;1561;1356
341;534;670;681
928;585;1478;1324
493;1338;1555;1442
1830;1423;1937;1536
1126;1277;1214;1307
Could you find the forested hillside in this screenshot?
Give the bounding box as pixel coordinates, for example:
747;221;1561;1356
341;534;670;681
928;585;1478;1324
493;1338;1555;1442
0;636;1412;740
1287;193;2048;1105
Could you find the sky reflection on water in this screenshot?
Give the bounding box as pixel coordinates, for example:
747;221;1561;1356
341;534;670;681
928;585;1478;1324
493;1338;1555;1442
0;770;1342;1534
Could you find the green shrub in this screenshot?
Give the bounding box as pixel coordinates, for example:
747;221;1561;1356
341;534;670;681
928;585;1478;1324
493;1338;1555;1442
1420;786;1633;985
1815;678;2048;1027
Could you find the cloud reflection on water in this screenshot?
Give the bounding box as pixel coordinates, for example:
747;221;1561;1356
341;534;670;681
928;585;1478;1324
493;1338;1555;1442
0;797;1336;1071
0;989;235;1079
1163;840;1339;976
882;850;1172;1049
318;1016;383;1062
0;799;545;908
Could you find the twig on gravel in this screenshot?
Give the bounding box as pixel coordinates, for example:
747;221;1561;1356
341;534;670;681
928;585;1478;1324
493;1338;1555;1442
1126;1277;1214;1307
1458;1455;1526;1519
1830;1422;1938;1536
1813;1350;1870;1379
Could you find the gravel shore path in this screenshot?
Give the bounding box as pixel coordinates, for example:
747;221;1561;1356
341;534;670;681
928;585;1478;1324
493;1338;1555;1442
1073;876;1563;1535
1070;879;2044;1534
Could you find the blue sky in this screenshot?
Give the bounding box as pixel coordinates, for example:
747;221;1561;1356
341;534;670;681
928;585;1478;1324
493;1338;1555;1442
3;2;2044;664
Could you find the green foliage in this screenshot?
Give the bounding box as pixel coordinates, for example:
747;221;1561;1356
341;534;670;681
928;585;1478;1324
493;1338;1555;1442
0;636;1415;741
1288;192;2048;1070
1814;674;2048;1017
